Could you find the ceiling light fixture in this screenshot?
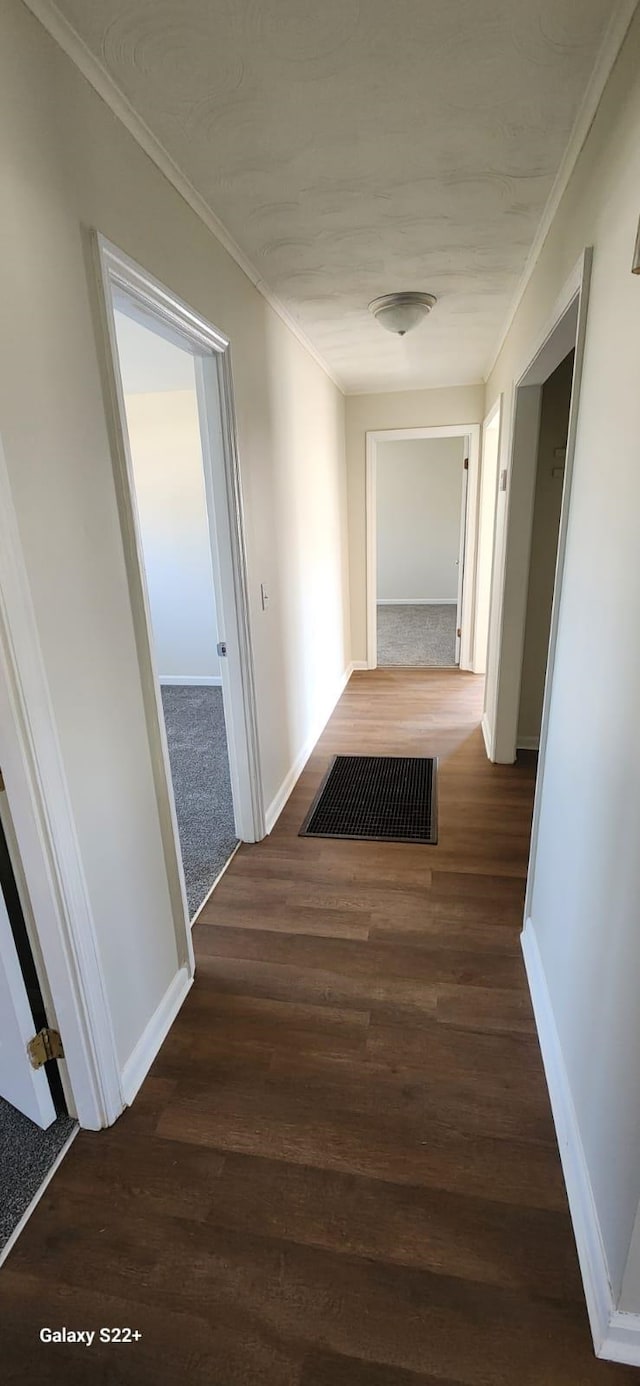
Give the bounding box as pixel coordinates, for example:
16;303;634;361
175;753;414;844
368;291;437;336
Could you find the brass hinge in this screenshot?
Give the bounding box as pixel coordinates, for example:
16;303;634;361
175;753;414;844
457;627;462;637
27;1028;64;1068
463;457;469;470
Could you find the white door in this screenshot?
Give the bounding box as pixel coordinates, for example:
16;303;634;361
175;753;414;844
0;874;57;1129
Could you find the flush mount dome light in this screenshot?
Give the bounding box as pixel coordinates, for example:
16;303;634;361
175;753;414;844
368;291;437;336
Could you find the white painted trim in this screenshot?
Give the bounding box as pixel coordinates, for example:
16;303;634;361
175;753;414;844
484;0;638;378
0;1124;79;1269
483;396;502;433
376;598;458;606
120;966;192;1107
0;433;123;1130
521;921;640;1367
195;351;266;843
516;736;540;751
20;0;344;395
265;742;314;836
365;425;481;672
190;840;241;926
265;664;354;833
351;661;369;672
601;1311;640;1368
159;675;222;687
455;455;470;664
480;712;494;761
365;439;378;670
473;396;503;676
366;425;479;443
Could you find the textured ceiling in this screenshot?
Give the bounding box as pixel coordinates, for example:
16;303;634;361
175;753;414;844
55;0;616;392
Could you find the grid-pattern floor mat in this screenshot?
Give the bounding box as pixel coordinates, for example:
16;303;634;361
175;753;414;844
299;755;437;844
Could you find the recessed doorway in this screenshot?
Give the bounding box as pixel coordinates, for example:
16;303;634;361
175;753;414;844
365;425;481;670
96;237;264;940
112;307;238;918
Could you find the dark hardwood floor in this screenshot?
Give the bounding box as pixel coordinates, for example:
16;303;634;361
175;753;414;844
2;670;638;1383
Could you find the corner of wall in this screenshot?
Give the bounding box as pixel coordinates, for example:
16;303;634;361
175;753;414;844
521;920;640;1368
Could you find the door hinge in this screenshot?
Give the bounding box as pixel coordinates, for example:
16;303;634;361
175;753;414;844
457;627;462;638
463;457;469;470
216;641;227;658
27;1028;64;1068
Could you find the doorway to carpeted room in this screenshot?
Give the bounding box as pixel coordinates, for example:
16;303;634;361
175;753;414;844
160;684;238;918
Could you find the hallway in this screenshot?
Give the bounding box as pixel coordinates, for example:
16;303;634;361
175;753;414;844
2;671;635;1384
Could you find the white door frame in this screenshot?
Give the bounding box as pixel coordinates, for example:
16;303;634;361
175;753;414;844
454;460;470;665
365;424;481;670
94;237;265;955
0;431;122;1131
483;248;591;768
473;395;503;676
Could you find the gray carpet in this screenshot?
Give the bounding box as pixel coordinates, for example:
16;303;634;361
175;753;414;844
0;1097;75;1250
161;685;238;918
377;603;457;667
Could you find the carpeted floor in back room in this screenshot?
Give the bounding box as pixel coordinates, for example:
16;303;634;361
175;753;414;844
160;685;238;918
377;603;457;666
0;1099;76;1253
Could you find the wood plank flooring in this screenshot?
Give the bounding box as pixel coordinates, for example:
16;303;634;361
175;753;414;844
2;669;638;1383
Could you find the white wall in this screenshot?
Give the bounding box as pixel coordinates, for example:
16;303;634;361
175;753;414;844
376;437;463;602
485;4;640;1315
345;385;484;662
115;312;221;682
122;389;220;682
114;309;196;394
517;353;573;745
0;0;349;1078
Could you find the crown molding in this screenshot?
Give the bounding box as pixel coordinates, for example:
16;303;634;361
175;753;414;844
22;0;637;399
484;0;639;381
345;378;484;398
21;0;345;394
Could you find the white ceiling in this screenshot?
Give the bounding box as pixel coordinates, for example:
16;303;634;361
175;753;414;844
55;0;617;393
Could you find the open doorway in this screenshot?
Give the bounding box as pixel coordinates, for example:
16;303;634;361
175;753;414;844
96;237;264;947
366;425;480;670
517;352;574;752
112;307;238;919
484;251;590;770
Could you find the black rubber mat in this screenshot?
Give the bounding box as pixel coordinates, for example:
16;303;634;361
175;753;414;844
299;755;437;844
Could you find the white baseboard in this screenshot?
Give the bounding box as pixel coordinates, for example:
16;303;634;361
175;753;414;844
517;735;540;751
0;1125;78;1268
159;675;222;686
264;663;355;834
521;921;640;1366
351;660;369;671
120;966;192;1107
481;711;493;760
376;598;457;606
603;1310;640;1367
